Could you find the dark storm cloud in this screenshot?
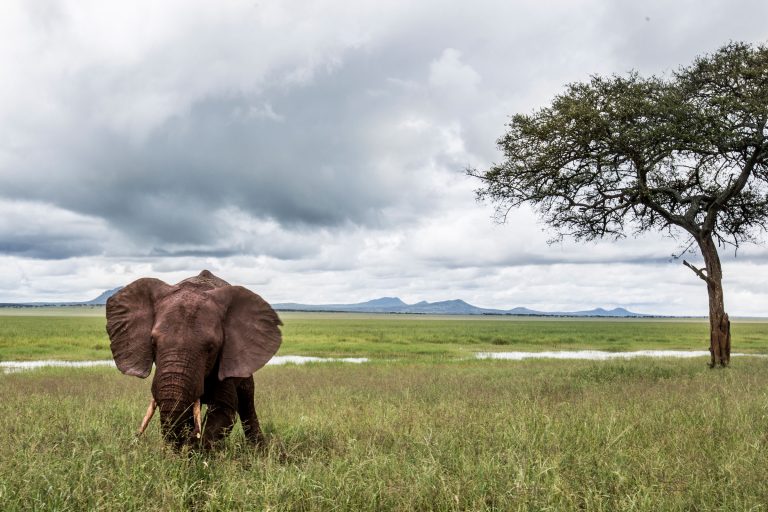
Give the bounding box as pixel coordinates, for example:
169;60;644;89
0;44;446;253
0;200;108;259
0;239;97;260
0;1;599;259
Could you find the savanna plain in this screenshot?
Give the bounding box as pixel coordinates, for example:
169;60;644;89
2;308;768;511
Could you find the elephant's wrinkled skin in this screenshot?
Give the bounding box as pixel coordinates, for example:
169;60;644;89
106;270;282;449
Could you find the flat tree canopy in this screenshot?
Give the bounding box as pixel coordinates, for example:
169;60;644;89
469;42;768;367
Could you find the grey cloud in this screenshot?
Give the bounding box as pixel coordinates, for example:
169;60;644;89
2;50;444;253
421;250;675;270
148;248;242;259
0;240;97;260
601;0;768;74
0;200;109;259
8;2;602;256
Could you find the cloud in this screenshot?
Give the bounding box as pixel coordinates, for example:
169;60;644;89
0;200;111;259
1;0;767;315
429;49;481;93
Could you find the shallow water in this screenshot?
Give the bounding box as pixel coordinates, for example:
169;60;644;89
3;351;762;373
475;350;761;361
0;355;369;373
0;360;117;372
268;355;369;365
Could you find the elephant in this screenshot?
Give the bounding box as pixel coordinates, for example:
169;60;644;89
105;270;282;449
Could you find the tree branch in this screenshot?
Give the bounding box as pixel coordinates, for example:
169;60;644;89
703;146;760;232
670;237;697;260
683;259;714;284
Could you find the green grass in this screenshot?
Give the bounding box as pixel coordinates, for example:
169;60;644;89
281;314;768;358
1;308;768;361
0;314;109;360
3;308;768;509
3;359;768;511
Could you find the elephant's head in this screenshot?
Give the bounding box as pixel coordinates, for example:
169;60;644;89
105;270;282;446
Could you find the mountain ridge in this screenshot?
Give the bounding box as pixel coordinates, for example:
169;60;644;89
273;297;653;317
0;288;654;317
0;287;123;307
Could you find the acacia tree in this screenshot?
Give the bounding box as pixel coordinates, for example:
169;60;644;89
469;42;768;367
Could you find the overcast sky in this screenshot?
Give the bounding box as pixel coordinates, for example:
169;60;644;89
2;0;767;315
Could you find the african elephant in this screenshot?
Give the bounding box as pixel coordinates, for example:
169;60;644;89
105;270;282;449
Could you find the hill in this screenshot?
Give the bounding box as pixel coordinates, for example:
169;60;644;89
273;297;652;317
84;287;123;305
0;287;123;308
0;288;653;317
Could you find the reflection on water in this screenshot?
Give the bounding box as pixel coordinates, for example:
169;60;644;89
475;350;762;361
1;355;369;373
4;351;762;373
1;360;117;372
268;356;369;365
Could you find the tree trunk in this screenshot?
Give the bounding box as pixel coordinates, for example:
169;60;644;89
698;235;731;368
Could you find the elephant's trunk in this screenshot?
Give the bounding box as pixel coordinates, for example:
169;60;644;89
153;367;202;447
135;398;200;441
157;399;196;447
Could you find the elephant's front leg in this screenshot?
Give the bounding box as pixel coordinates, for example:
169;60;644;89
237;376;266;447
200;377;239;450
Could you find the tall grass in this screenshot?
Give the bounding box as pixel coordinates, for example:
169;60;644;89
3;359;768;510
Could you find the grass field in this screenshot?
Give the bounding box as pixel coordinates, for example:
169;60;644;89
2;307;768;361
3;360;768;511
2;309;768;510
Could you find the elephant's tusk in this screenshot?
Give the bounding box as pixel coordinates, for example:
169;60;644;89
136;398;157;437
192;399;202;439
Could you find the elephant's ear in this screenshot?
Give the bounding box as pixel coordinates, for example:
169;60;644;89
106;278;175;378
206;286;283;380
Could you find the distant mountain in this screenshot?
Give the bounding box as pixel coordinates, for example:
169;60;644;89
360;297;408;308
0;287;123;307
85;287;123;305
566;307;640;317
508;307;543;315
0;287;653;317
273;297;653;317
